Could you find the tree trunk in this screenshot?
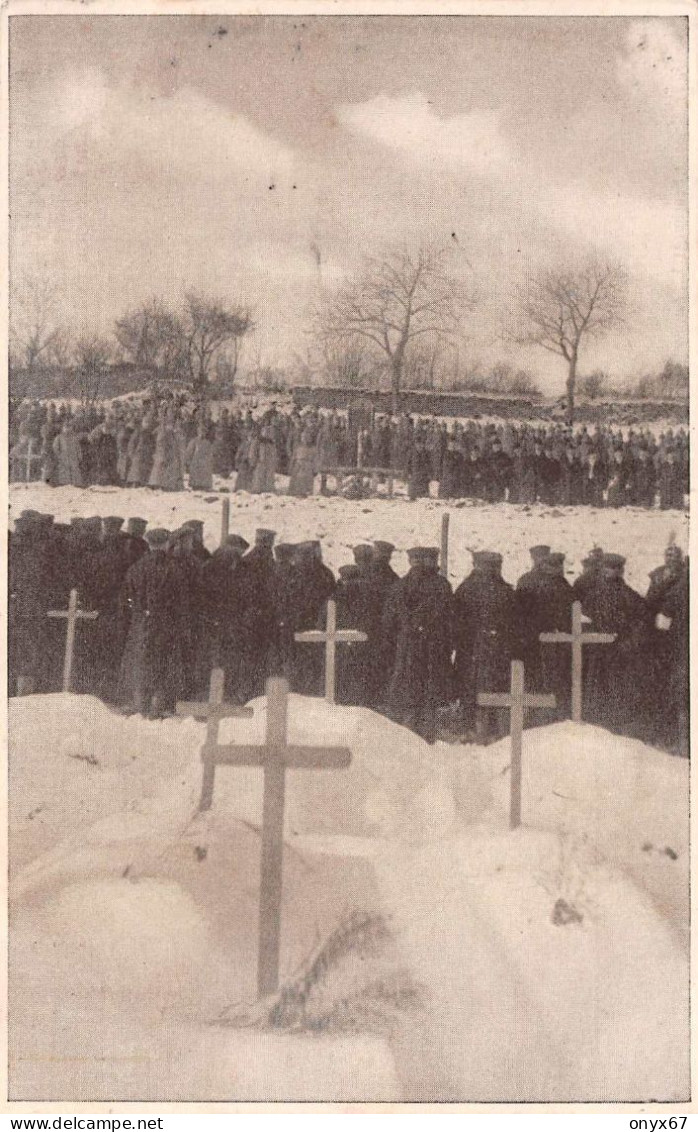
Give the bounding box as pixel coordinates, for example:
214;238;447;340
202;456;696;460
391;356;402;417
565;352;577;426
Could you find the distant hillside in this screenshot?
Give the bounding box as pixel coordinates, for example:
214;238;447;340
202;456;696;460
290;385;689;425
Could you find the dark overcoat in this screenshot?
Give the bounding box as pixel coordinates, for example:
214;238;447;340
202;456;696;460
383;566;454;743
118;551;193;713
453;569;517;728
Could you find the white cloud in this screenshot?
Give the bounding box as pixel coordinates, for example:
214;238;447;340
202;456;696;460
52;68;296;187
336;92;509;174
529;184;686;291
335;88;685;293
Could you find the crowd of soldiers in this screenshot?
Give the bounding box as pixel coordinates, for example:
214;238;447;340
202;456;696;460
9;510;689;756
9;396;689;509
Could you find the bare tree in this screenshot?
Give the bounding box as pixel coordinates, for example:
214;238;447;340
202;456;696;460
114;299;187;377
182;291;254;394
74;334;113;404
579;369;608;401
10;276;69;372
46;327;75;370
316;243;473;414
509;259;627;424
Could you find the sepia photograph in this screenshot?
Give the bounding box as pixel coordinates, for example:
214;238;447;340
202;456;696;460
4;1;692;1107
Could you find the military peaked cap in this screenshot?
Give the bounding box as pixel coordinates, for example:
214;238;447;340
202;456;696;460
224;534;250;553
145;528;171;547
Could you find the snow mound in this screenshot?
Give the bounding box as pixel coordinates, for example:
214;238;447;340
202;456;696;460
455;721;688;940
22;876;235;1020
11;692;467;889
10;694;396;1100
10;695;194;880
211;693;465;842
9;694;689;1102
377;826;689;1101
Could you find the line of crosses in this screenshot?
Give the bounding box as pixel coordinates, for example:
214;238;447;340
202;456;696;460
539;600;616;722
47;588;99;693
294;599;368;704
180;675;351;997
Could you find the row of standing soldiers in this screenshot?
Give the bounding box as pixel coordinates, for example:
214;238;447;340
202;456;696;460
10;398;689;509
9;513;688;755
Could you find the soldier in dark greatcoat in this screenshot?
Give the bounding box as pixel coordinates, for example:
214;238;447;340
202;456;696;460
369;541;401;705
571;546;604;605
8;513;55;695
628;446;657;508
657;558;689;756
118;528;194;717
581;553;651;736
644;544;687;747
288;541;336;695
88;516;134;701
657;449;685;510
514;544;550;690
646;544;685;615
483;440;511;503
168;526;209;698
372;541;400;589
239;529;279;699
383;546;454;744
268;543;299;683
201;534;250;701
331;564;376;706
407;440;432;501
65;517;104;695
534;552;574;720
508;444;536;505
439;440;463;500
453;550;517;741
123;517;150;570
180;519;211;561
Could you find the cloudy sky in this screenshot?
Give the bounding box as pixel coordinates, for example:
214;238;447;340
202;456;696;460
9;14;688;389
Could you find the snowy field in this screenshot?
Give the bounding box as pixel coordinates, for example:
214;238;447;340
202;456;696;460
9;689;689;1102
8;476;689;593
8;478;690;1101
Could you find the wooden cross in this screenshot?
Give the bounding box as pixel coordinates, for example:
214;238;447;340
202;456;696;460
176;667;253;810
47;588;99;693
539;600;616;723
202;676;351;996
294;599;368;704
220;497;230;547
24;442;42;481
12;443;42;482
477;660;555;830
439;512;450;579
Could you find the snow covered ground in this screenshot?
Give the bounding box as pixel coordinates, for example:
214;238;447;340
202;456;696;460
9;477;689;594
9;693;689;1102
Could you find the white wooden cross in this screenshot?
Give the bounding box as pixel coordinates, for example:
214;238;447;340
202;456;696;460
47;588;99;693
539;600;616;723
294;599;368;704
12;441;42;482
176;666;253;811
201;676;352;996
478;660;555;830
